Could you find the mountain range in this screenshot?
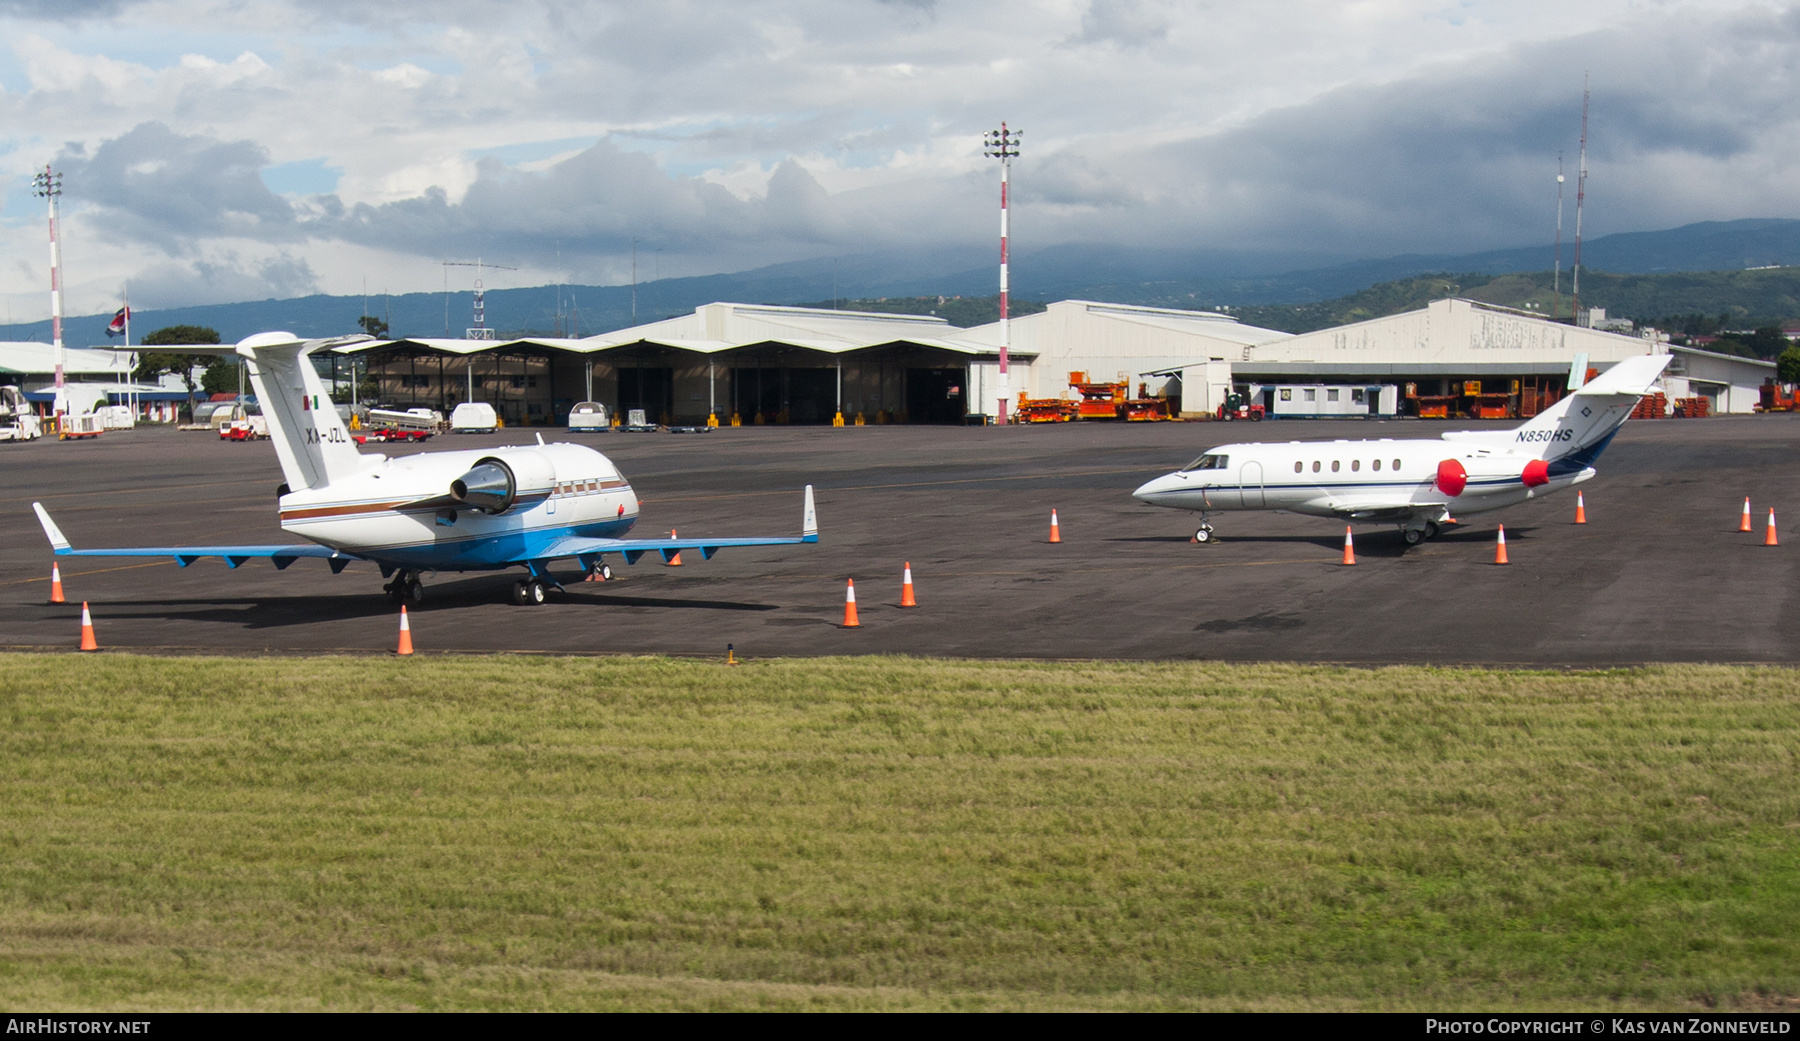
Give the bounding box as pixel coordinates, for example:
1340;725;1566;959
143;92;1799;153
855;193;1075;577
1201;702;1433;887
9;218;1800;346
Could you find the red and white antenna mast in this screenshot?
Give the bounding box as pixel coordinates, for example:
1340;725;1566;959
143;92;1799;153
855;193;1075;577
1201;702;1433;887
1572;75;1589;325
32;165;65;418
983;122;1021;425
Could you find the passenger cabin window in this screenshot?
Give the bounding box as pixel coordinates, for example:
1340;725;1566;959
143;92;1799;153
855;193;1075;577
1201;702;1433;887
1294;461;1303;473
1182;453;1229;471
1331;460;1340;472
1311;461;1321;472
1373;459;1382;471
1351;459;1360;471
1392;458;1402;470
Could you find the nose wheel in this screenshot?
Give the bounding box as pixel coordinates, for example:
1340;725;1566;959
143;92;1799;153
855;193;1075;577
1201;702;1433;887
1193;520;1217;544
384;570;424;604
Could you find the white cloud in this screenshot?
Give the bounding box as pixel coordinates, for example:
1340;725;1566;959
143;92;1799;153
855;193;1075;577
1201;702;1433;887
0;0;1790;318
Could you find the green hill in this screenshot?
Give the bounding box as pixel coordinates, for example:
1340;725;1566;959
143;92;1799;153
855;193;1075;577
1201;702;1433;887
1231;268;1800;356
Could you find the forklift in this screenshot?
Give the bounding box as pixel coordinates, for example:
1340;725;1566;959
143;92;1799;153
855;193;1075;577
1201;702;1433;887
1216;389;1265;421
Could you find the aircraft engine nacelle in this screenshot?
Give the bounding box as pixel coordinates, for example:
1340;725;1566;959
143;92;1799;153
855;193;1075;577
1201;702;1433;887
1521;458;1550;488
1435;458;1467;497
450;451;558;515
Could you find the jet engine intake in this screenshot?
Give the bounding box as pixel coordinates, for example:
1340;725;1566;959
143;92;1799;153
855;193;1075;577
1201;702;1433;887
1521;458;1550;487
451;461;516;514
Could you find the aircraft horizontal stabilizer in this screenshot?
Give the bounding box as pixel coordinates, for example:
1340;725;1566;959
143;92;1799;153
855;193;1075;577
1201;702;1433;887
32;502;360;571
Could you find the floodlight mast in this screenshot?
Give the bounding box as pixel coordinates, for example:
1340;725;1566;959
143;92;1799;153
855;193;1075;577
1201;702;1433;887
1573;74;1589;325
31;165;64;418
1554;155;1565;320
983;123;1020;425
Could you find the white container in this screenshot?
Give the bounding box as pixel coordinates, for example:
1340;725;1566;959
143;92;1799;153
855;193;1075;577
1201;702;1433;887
450;402;498;433
568;402;609;431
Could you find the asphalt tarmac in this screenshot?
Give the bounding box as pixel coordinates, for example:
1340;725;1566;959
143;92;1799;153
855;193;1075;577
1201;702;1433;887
1;414;1793;663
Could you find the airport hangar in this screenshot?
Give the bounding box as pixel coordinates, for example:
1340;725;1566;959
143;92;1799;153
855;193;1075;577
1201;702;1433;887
328;295;1774;426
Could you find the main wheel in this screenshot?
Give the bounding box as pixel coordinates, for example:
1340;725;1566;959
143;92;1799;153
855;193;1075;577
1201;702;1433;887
525;578;548;605
1402;527;1425;546
511;579;531;605
1425;521;1441;540
599;564;614;581
403;578;424;603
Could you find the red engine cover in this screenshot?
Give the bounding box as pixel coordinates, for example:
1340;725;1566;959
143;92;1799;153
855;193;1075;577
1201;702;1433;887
1522;458;1550;487
1436;458;1468;497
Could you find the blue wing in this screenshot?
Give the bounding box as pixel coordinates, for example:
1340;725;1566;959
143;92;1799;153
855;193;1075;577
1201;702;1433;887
538;484;820;567
539;532;819;567
33;503;360;572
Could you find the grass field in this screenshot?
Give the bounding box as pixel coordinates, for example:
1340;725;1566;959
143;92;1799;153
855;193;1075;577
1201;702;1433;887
1;655;1797;1011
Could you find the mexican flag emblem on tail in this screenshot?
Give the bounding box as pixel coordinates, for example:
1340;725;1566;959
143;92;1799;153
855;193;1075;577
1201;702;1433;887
300;394;323;411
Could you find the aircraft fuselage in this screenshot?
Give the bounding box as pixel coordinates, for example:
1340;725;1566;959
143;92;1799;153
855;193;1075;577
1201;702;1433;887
1132;436;1593;523
279;442;640;570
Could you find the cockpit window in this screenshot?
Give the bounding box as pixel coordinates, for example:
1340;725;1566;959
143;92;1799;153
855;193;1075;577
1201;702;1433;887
1182;453;1229;471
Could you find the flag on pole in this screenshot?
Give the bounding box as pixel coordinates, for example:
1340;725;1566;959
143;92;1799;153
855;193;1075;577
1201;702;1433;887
105;306;129;338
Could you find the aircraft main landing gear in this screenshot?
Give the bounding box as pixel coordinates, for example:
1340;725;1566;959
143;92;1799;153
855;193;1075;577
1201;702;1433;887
1400;521;1442;547
512;577;549;606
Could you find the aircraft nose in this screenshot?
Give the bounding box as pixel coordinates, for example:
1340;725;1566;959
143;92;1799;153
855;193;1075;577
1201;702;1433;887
1133;473;1177;503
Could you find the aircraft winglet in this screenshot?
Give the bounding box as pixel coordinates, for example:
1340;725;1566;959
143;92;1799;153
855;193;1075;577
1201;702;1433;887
33;502;71;554
803;484;818;540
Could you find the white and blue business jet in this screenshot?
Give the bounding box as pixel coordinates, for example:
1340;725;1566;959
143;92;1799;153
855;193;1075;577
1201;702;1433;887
1132;353;1671;544
33;332;818;605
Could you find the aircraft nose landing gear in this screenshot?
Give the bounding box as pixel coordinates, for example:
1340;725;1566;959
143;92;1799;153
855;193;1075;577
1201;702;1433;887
384;570;424;604
1193;519;1217;544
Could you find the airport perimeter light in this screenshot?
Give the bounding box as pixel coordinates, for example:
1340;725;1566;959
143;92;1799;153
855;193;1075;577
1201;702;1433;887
31;166;64;417
983;123;1020;425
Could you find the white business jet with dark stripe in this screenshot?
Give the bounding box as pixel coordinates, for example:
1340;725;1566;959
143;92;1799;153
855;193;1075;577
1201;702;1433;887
1132;354;1670;545
33;332;817;605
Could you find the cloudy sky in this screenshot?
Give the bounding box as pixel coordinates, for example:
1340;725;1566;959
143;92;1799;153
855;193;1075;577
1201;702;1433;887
1;0;1797;320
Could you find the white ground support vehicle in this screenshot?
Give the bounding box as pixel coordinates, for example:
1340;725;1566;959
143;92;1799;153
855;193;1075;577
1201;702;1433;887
450;401;499;433
368;407;444;433
568;401;610;431
96;405;136;430
0;386;42;442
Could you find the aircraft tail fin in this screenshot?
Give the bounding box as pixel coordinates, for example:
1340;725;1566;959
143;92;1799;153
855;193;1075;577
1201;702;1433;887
236;332;374;492
1448;354;1671;463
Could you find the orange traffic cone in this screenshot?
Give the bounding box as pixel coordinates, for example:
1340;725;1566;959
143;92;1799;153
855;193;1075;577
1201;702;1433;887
1341;526;1356;566
78;601;98;652
1494;525;1510;565
396;606;414;655
1574;492;1587;525
841;579;861;628
1741;497;1754;532
900;562;917;607
1767;509;1780;547
666;529;683;566
1048;509;1062;544
48;561;64;604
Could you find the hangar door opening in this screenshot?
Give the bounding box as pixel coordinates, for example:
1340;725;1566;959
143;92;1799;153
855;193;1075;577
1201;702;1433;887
906;367;965;424
618;367;673;424
786;368;838;424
